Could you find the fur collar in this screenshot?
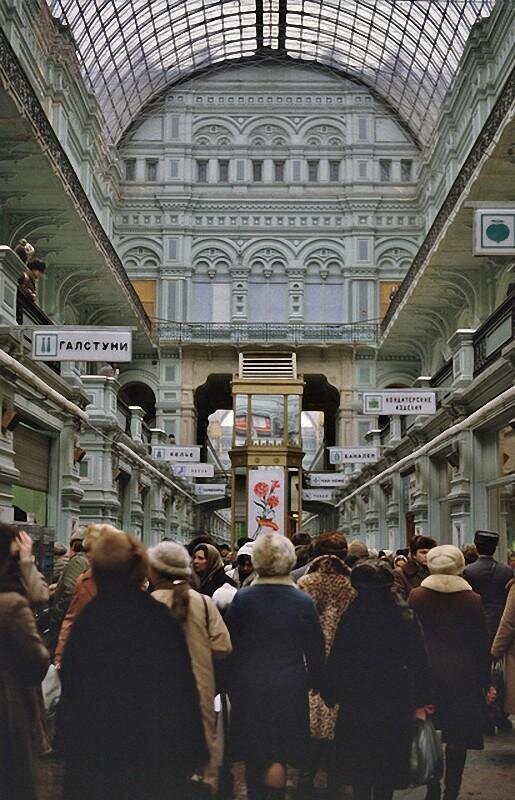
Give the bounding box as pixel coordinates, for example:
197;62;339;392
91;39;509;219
253;575;297;587
421;574;472;593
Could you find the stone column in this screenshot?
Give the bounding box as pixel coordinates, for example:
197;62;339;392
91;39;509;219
0;392;19;519
58;417;84;542
129;406;145;443
447;431;472;546
0;246;24;325
231;269;249;322
411;457;430;535
448;329;476;390
150;482;166;546
129;470;144;539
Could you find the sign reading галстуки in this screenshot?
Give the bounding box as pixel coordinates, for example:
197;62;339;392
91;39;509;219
363;391;436;415
32;327;132;362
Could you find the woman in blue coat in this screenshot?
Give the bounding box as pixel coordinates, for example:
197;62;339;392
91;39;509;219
226;533;325;800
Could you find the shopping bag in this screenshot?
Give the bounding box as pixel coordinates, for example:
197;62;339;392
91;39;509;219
409;717;444;786
41;663;61;716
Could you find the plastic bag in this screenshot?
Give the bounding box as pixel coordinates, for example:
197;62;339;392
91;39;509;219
41;663;61;716
409;717;444;786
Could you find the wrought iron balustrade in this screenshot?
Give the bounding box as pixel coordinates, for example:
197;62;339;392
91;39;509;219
473;292;514;376
156;321;379;345
16;291;60;375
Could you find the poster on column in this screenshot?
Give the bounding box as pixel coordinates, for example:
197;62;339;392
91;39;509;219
248;468;285;539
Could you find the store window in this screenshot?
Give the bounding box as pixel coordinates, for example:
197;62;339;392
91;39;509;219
401;159;413;182
146;159;158;181
252;160;263;182
273;160;285;182
218;159;230;182
13;424;52;526
307;160;319;182
196;160;208;182
329;160;340;181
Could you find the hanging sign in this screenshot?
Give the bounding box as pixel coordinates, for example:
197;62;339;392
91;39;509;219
303;489;335;503
32;327;132;362
248;468;285;539
309;473;348;487
329;447;380;464
195;484;226;496
474;209;515;254
363;391;436;415
172;463;214;478
151;446;201;462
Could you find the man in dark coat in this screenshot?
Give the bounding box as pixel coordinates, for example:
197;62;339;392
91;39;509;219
58;531;207;800
393;535;437;600
463;530;513;643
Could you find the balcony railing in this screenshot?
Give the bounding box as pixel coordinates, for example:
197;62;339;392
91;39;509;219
473;292;514;376
16;291;60;375
156;321;379;345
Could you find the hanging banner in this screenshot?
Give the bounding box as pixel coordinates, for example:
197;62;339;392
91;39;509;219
303;489;335;503
195;484;226;496
474;209;515;254
151;446;201;462
329;447;380;464
172;463;214;478
309;473;348;487
248;468;285;539
363;391;436;415
32;327;132;362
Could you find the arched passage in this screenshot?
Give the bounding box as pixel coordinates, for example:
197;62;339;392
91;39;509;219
118;381;157;426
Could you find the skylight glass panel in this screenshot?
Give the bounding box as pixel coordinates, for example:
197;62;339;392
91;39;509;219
47;0;495;146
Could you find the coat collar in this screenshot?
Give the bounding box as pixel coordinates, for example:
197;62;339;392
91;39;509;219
421;574;472;593
253;575;297;587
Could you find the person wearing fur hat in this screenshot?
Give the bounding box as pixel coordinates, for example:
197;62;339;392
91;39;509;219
297;552;355;798
226;533;325;800
58;531;207;800
148;541;232;796
345;538;369;569
324;559;431;800
393;534;438;600
409;545;491;800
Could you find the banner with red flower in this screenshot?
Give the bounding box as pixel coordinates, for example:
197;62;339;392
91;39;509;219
248;468;285;539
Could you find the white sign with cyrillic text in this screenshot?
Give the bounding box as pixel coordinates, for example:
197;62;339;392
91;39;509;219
303;489;335;503
151;446;201;462
363;391;436;415
329;447;380;464
309;473;348;487
195;484;226;496
32;327;132;362
172;463;214;478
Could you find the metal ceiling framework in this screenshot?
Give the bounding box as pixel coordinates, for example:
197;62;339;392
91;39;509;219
48;1;495;146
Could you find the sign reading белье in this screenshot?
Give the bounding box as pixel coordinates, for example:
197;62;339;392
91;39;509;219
32;327;132;362
363;391;436;416
151;446;201;462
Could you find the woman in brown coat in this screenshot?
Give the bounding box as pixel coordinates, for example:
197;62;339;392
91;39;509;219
0;523;50;800
491;578;515;714
297;534;356;796
410;545;491;800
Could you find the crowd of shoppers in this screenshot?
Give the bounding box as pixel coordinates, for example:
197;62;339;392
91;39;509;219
0;520;513;800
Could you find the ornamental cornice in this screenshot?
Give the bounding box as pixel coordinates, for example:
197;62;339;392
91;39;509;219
0;28;151;338
382;67;515;333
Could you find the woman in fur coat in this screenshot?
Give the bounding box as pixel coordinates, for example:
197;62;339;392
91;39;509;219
324;559;431;800
297;537;355;796
410;545;491;800
59;531;207;800
226;533;325;800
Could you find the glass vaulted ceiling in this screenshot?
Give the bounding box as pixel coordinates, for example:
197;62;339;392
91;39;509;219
48;1;495;146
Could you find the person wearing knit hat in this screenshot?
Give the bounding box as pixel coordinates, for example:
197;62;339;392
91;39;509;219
410;545;491;800
392;534;437;601
226;533;325;800
148;540;231;795
345;538;369;569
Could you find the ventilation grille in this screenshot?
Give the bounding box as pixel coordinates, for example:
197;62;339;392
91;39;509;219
239;352;297;380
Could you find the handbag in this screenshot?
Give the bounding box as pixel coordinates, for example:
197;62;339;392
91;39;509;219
409;717;444;786
41;663;61;716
